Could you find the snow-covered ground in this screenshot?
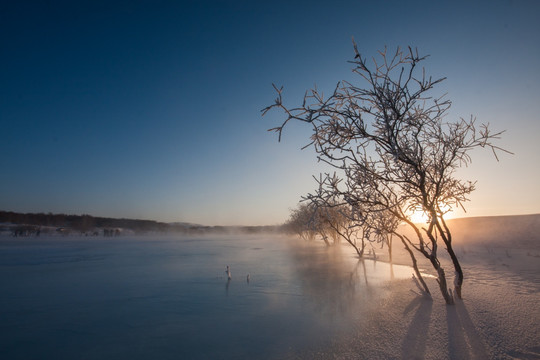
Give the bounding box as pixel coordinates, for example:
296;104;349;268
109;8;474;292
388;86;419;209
1;215;539;359
299;214;540;359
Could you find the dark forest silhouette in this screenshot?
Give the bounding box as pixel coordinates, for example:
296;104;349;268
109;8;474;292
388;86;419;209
0;210;282;236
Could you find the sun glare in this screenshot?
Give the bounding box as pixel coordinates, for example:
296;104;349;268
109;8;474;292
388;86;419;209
409;205;454;224
410;210;430;224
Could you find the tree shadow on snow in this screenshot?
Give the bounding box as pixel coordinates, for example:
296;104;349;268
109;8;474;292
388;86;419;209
401;294;433;359
446;301;489;359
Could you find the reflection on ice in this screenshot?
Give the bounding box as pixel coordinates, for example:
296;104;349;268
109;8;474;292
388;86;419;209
0;235;417;359
288;240;415;317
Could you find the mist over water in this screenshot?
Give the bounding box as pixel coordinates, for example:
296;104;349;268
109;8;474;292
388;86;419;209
0;235;414;359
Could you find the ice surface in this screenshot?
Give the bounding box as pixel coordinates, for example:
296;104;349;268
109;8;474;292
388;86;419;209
4;222;537;359
0;235;412;360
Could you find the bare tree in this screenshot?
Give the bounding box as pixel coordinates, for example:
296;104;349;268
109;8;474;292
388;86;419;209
307;173;431;296
285;203;317;241
304;176;386;259
286;201;357;248
309;196;369;257
263;44;508;304
368;207;398;264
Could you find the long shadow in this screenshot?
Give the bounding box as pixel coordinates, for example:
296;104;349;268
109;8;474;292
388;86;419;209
401;295;433;359
447;301;489;359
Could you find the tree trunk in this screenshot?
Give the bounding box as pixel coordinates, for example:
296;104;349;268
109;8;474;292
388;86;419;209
434;262;454;305
423;219;455;304
444;241;463;299
354;242;365;258
400;237;430;296
320;232;331;246
436;217;464;299
343;235;365;258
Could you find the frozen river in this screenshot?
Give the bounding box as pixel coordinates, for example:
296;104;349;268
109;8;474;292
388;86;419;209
0;235;414;359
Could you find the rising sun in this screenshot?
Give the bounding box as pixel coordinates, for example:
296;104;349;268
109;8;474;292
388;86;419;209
410;210;430;224
409;206;454;224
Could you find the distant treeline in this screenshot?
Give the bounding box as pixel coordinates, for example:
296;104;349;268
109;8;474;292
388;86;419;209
0;211;169;233
0;210;284;235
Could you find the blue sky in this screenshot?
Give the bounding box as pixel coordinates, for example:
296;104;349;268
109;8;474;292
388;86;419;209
1;0;539;225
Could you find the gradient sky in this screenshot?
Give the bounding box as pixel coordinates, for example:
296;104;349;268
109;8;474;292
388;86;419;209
1;0;539;225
